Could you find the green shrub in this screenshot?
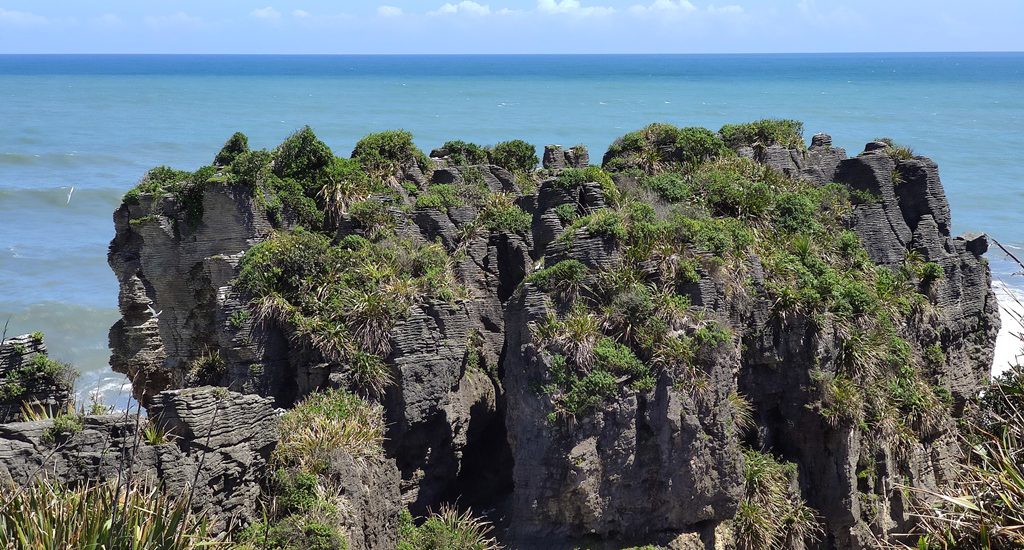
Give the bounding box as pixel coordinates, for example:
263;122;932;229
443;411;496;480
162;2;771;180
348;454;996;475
349;199;395;240
0;481;214;550
734;450;821;549
416;184;464;210
593;337;646;377
274;126;334;180
527;259;589;298
561;370;619;417
773;192;819;233
274;388;385;473
398;506;501;550
919;261;944;283
564;209;626;242
719;119;805;150
214;131;250;166
488;139;538;173
641;172;690;202
43;412;83;444
477;193;531;233
352;129;431;177
436;140;489;165
603;123;729;174
554;203;578;223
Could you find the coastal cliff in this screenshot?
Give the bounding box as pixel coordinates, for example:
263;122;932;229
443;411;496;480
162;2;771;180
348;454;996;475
2;120;1000;549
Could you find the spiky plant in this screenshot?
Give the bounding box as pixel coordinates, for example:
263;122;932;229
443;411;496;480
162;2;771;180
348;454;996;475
274;388;385;473
398;505;502;550
553;306;601;370
0;480;214;549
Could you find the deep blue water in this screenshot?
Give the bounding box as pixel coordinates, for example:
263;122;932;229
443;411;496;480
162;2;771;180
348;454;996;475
1;53;1022;403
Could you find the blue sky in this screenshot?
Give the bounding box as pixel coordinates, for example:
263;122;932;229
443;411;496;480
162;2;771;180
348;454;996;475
0;1;1021;54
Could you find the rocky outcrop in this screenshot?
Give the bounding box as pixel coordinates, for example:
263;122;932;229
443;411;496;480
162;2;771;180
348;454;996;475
107;185;281;405
504;288;743;543
95;128;999;549
736;140;1000;548
835;148;998;402
0;387;275;532
0;334;75;422
543;145;590;171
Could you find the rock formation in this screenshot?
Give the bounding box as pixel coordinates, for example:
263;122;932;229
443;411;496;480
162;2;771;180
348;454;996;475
0;121;1000;549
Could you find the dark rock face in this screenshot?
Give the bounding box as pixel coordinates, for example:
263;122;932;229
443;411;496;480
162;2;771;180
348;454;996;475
543;145;590;171
107;186;281;405
504;290;743;542
93;132;999;549
0;334;74;422
835;147;999;402
735;142;1000;548
0;387;275;532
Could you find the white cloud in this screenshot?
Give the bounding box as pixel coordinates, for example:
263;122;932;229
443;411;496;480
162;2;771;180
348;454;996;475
92;13;123;27
430;1;492;16
537;0;615;17
144;12;204;30
708;4;743;14
378;5;404;16
629;0;696;14
0;8;47;26
292;9;311;18
250;6;282;20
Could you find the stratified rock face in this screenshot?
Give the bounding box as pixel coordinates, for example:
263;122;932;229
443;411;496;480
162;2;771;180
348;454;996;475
107;186;280;404
504;289;743;541
736;141;1000;549
543;145;590;171
107;160;528;514
101;129;1000;549
835;149;998;401
0;387;276;532
0;334;74;422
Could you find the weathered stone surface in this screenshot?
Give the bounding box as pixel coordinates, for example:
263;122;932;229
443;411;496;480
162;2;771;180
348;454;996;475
543;145;590;171
107;185;281;405
503;285;744;544
326;452;402;550
94;130;1000;549
0;334;74;422
0;387;276;533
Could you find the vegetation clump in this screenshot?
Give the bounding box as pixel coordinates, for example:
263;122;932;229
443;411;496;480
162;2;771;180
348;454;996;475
719;119;805;150
398;506;502;550
352;129;432;179
527;120;943;442
603;123;730;174
238;227;463;394
0;353;77;402
488;139;538;174
554;165;619;204
733;450;821;549
434;140;490;165
215;131;250;166
273;388;386;473
0;480;214;549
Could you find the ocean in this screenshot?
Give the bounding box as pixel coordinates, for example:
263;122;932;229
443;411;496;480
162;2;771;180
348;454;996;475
1;53;1022;407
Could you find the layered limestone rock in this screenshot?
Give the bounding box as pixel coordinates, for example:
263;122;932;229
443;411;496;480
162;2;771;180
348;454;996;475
0;387;275;532
97;126;1000;549
0;333;75;422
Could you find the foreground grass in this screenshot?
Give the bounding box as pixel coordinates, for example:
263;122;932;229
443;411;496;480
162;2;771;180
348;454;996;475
0;480;216;550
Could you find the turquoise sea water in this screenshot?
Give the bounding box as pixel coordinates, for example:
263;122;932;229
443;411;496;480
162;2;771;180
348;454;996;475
1;53;1022;404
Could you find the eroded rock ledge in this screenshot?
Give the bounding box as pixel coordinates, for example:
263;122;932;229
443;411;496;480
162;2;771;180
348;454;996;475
6;121;1000;549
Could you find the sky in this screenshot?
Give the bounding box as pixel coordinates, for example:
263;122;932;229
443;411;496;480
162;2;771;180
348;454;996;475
0;1;1022;54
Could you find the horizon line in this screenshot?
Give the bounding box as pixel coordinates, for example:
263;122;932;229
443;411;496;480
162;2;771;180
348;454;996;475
1;50;1022;56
